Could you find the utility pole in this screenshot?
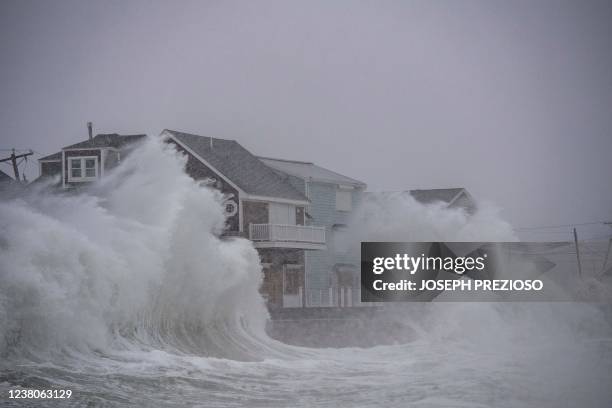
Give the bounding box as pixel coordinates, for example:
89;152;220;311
573;227;583;278
0;149;33;182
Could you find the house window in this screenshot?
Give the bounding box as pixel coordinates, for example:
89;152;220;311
336;190;352;211
224;199;238;217
295;206;305;225
68;157;98;182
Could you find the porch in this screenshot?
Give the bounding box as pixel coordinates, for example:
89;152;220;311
249;223;326;250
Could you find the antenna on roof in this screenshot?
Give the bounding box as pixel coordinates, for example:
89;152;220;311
87;122;93;140
210;136;213;150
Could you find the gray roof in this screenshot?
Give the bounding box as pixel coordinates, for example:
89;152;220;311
38;134;146;162
164;130;308;202
365;188;473;207
409;188;465;205
39;151;61;161
259;157;366;187
63;133;147;150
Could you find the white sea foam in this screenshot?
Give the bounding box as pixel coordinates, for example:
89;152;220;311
0;138;279;361
0;139;610;407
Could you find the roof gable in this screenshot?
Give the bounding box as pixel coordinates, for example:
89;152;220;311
163;130;308;203
409;188;465;205
38;152;62;161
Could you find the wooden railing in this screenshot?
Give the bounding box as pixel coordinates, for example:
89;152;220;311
249;223;326;244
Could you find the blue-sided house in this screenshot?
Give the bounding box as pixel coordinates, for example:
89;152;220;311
259;157;367;307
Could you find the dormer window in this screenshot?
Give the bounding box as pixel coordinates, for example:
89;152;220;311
68;156;98;182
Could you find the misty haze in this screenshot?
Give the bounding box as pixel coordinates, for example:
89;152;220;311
1;1;611;407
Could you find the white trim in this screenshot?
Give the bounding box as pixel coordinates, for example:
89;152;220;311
447;189;464;206
238;198;244;233
162;131;245;195
304;249;309;301
100;149;105;178
38;159;61;163
242;194;309;206
163;131;310;206
310;178;365;188
305;180;311;215
447;189;474;207
67;156;99;182
253;241;326;250
249;223;326;246
61;151;65;188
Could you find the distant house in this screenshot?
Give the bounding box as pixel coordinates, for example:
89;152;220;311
38;132;146;188
366;188;477;215
162;130;327;308
409;188;477;214
259;157;367;307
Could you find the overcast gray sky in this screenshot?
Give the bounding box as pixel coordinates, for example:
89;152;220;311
1;0;611;239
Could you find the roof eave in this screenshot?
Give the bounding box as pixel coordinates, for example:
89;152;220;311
163;130;309;204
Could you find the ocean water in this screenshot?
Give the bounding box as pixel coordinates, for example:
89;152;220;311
1;139;611;407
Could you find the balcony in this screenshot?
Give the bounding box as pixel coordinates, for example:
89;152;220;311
249;223;326;250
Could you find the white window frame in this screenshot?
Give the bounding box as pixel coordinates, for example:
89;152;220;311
68;156;98;182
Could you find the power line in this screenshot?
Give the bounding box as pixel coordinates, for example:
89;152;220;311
582;234;612;241
0;149;34;181
514;221;608;231
518;230;577;234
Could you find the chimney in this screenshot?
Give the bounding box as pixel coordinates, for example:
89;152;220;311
87;122;93;140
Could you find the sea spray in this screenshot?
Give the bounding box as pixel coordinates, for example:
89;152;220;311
346;191;516;243
340;190;612;380
0;142;611;407
0;138;274;360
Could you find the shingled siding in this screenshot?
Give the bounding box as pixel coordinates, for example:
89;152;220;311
167;140;240;232
258;249;304;308
104;150;121;170
242;201;268;231
40;161;61;178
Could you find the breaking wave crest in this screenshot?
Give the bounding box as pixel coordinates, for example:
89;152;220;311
0;138;282;362
1;138;611;407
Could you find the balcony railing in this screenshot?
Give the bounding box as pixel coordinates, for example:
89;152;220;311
249;223;326;244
